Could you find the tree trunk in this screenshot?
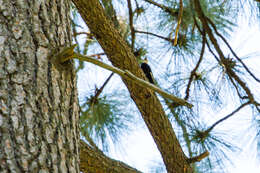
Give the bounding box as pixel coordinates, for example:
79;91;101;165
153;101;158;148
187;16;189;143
71;0;192;172
0;0;80;172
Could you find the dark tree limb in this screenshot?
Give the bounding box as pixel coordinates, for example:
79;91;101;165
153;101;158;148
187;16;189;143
164;98;193;158
70;0;194;172
80;140;142;173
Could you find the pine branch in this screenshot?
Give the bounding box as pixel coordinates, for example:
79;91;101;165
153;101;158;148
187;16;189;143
193;0;258;107
228;75;246;99
50;45;193;108
206;18;260;83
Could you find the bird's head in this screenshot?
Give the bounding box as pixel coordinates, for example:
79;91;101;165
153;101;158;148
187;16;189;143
142;57;148;64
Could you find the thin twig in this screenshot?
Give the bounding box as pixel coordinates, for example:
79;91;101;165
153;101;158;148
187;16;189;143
228;75;245;99
135;30;174;42
193;16;220;62
185;30;206;100
174;0;183;46
205;101;251;133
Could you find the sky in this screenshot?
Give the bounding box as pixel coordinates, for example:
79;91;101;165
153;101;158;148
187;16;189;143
76;3;260;173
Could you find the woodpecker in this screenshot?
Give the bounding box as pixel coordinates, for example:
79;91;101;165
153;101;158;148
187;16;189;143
140;58;155;84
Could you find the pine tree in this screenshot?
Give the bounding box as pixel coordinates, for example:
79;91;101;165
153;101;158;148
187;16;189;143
2;0;260;173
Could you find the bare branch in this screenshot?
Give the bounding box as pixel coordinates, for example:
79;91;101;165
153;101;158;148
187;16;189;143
91;73;114;103
206;101;251;133
50;45;193;108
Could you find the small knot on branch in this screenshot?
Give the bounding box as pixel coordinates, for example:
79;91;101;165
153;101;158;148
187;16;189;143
48;44;77;70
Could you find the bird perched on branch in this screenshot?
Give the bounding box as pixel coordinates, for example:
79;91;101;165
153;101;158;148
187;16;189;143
140;57;155;84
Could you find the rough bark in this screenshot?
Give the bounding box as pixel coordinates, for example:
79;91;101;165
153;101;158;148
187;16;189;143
71;0;192;172
79;140;141;173
0;0;79;172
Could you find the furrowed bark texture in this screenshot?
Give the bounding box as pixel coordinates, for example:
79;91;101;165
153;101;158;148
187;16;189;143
80;140;141;173
0;0;80;172
71;0;192;172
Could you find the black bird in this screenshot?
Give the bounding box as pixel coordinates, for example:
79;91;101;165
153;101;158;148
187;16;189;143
141;58;155;84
